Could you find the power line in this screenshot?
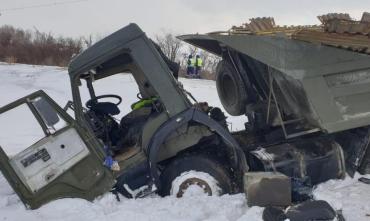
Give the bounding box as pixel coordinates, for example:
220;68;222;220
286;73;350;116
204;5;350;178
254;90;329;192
0;0;91;14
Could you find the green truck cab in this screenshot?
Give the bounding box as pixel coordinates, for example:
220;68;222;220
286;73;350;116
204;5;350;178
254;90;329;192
0;24;247;209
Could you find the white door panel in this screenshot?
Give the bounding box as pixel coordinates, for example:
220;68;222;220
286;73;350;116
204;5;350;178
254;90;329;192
9;128;90;193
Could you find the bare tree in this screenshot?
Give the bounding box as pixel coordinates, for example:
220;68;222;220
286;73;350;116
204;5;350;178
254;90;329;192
202;52;221;73
82;34;93;48
186;44;198;57
155;31;183;62
143;29;221;80
154;30;221;77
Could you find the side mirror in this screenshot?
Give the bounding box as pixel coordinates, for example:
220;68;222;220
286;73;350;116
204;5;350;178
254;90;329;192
32;97;60;127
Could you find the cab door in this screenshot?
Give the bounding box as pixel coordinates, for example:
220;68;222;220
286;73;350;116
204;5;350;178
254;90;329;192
0;90;115;209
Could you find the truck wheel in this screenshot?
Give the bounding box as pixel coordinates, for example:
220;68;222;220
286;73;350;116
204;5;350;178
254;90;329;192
159;155;232;197
216;60;248;116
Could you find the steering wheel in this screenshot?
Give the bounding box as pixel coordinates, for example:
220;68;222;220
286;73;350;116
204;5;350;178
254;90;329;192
86;94;122;109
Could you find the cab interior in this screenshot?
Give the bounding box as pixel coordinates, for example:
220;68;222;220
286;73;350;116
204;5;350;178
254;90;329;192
76;53;164;160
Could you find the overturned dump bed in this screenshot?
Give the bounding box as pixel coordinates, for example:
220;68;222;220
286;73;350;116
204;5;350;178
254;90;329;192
180;13;370;134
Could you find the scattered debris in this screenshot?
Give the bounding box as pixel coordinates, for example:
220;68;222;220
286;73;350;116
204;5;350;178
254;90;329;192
228;12;370;54
358;177;370;184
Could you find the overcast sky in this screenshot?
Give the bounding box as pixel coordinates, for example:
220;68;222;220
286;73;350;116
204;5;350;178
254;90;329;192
0;0;369;38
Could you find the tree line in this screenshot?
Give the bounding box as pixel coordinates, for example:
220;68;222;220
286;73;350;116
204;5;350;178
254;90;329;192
0;25;220;79
0;25;82;66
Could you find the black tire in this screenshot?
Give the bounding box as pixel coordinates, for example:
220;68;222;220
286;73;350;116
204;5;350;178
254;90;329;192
159;155;232;197
216;60;248;116
359;136;370;174
262;207;287;221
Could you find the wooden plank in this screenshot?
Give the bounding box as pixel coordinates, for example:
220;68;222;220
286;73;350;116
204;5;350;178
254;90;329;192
292;30;370;54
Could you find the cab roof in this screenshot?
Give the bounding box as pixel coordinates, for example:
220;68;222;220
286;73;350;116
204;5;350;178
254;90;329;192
68;23;144;78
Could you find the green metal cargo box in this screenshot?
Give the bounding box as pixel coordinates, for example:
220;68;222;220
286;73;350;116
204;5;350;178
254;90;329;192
180;33;370;134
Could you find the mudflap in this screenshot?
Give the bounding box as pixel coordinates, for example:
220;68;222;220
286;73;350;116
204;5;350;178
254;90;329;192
249;137;346;185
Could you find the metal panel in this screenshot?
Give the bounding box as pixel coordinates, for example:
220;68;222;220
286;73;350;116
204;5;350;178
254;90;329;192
0;91;115;209
68;24;144;76
10;128;89;193
179;32;370;133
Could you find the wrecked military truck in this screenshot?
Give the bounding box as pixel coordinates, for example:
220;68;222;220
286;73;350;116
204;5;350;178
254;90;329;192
0;12;369;210
179;12;370;187
0;24;247;209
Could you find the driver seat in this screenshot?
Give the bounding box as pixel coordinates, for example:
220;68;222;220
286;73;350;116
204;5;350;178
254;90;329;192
90;102;120;116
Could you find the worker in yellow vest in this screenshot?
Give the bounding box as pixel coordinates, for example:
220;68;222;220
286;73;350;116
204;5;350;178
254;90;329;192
195;55;203;78
187;55;196;76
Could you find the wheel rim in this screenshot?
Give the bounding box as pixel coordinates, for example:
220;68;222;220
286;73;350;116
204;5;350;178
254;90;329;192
170;171;221;197
176;177;212;197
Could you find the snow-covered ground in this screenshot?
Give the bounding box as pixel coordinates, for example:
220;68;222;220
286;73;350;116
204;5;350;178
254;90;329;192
0;63;369;221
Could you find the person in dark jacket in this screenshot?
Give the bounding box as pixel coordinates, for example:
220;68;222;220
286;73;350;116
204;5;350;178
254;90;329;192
187;55;195;76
